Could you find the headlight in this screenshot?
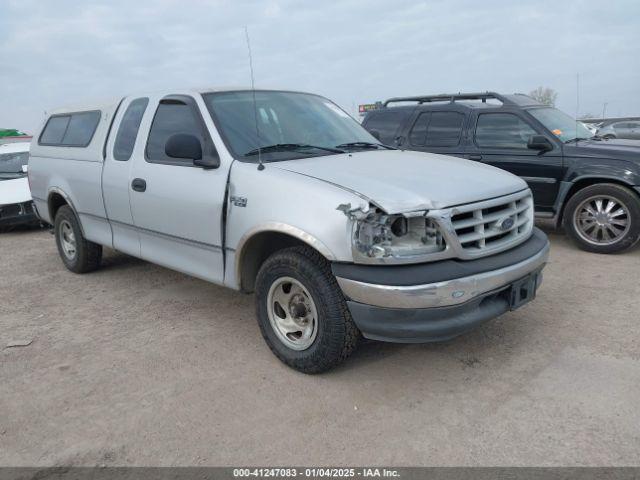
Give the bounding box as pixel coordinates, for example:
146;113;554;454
351;207;446;264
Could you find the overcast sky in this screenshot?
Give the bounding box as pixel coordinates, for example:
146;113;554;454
1;0;639;133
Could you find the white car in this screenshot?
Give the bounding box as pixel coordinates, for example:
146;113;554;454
0;142;38;228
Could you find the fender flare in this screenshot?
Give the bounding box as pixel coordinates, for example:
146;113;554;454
47;187;85;235
234;222;337;288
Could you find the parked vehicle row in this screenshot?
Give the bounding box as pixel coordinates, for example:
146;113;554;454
363;92;640;254
596;120;640;140
28;88;549;372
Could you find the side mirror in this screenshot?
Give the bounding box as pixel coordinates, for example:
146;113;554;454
165;133;202;160
527;135;553;152
193;156;220;169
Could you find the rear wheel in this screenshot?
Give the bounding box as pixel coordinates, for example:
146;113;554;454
563;183;640;253
54;205;102;273
255;246;360;373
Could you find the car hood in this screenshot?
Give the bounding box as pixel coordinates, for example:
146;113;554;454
273;150;527;214
0;176;31;205
564;138;640;162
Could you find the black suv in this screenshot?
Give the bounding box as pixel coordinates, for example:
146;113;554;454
362;92;640;254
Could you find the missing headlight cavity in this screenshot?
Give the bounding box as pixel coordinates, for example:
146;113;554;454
340;204;446;260
391;217;408;237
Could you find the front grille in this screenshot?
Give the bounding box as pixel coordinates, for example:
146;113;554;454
450;190;533;253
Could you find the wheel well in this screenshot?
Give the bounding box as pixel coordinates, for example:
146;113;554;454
48;193;68;221
238;231;316;293
559;178;639;224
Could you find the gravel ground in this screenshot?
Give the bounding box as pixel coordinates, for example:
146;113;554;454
1;226;639;467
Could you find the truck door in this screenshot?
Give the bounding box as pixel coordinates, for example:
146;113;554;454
465;111;564;211
128;94;227;284
102;97;149;256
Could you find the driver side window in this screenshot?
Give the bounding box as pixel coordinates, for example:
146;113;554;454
475;113;536;149
146;100;206;165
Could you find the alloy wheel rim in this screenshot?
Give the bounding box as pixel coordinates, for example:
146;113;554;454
266;276;318;351
573;195;631;246
59;220;77;260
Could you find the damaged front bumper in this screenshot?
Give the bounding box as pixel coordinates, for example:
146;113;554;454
332;227;550;343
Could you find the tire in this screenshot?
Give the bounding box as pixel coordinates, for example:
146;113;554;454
563;183;640;254
54;205;102;273
255;246;360;373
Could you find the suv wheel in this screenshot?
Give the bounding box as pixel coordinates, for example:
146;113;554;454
255;246;360;373
563;183;640;253
54;205;102;273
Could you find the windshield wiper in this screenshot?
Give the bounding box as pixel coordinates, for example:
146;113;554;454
335;141;395;150
244;143;345;157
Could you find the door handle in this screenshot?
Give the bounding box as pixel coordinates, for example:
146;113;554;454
131;178;146;192
468;154;483;161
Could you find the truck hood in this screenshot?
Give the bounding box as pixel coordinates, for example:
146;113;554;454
273;150;527;213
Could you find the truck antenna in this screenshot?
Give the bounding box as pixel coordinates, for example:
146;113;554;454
244;26;264;171
576;73;580;139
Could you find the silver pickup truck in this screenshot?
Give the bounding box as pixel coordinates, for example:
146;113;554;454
29;88;549;373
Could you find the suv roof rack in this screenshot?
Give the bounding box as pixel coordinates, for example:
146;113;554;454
383;92;524;107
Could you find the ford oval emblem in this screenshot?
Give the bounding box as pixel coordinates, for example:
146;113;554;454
499;217;515;231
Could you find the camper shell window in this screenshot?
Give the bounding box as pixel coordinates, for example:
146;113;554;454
39;111;101;147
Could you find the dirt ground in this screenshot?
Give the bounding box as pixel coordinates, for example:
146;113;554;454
1;226;639;467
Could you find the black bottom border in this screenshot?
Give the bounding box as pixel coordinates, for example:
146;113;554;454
1;467;639;480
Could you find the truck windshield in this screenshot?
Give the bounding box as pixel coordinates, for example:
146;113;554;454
529;107;593;142
0;151;29;176
203;91;379;161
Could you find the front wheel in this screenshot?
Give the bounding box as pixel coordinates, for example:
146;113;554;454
563;183;640;253
54;205;103;273
255;246;360;373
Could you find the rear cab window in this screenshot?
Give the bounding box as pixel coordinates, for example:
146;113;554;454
39;111;101;147
113;98;149;161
